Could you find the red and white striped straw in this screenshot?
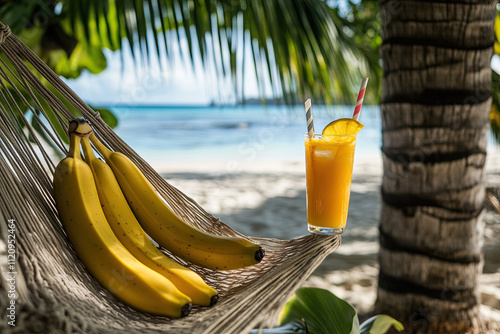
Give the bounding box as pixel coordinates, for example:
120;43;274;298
304;98;314;136
352;77;369;121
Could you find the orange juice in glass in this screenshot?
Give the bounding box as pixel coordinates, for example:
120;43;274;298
304;119;363;235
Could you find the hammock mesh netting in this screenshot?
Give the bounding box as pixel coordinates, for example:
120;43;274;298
0;23;340;333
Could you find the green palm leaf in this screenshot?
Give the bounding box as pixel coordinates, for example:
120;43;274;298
59;0;379;104
0;0;381;105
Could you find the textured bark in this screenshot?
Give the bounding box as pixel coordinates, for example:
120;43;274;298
375;1;496;333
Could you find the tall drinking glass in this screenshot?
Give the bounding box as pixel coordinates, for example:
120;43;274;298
304;133;357;235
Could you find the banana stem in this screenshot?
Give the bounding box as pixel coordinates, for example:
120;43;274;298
67;118;93;160
68;118;93;137
81;137;97;164
68;134;81;159
89;133;112;160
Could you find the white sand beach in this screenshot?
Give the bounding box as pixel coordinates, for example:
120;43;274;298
155;145;500;324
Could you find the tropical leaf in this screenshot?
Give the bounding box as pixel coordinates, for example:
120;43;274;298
1;0;382;105
278;287;359;334
0;1;42;34
0;38;118;154
251;288;403;334
359;315;404;334
93;107;118;128
26;0;378;105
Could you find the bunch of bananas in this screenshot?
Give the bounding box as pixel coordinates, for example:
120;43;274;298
53;118;265;318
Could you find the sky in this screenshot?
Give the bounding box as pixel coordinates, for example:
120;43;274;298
62;33;264;107
63;49;212;106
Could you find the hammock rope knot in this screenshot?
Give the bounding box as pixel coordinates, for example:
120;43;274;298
0;22;11;44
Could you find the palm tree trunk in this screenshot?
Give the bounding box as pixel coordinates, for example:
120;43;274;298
375;1;496;333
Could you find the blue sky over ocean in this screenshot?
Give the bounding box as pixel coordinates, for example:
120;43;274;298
62;37;264;106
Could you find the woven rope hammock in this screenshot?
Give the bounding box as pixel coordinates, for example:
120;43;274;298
0;23;340;333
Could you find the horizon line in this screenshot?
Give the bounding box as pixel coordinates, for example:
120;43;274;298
87;101;372;108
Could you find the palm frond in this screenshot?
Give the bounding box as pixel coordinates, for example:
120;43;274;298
2;0;381;105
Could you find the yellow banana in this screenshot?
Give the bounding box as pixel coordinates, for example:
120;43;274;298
89;132;265;271
80;133;218;306
53;119;192;317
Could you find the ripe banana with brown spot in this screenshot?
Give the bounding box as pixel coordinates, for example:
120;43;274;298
53;119;192;317
80;130;218;306
89;132;265;270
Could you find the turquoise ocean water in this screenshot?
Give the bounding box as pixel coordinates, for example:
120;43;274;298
109;104;383;166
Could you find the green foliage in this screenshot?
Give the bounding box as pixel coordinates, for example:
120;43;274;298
251;287;403;334
0;0;119;153
359;315;404;334
330;1;382;104
0;2;115;79
93;107;118;128
279;287;359;334
0;0;41;34
0;0;382;105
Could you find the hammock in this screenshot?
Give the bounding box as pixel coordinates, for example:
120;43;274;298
0;22;340;333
